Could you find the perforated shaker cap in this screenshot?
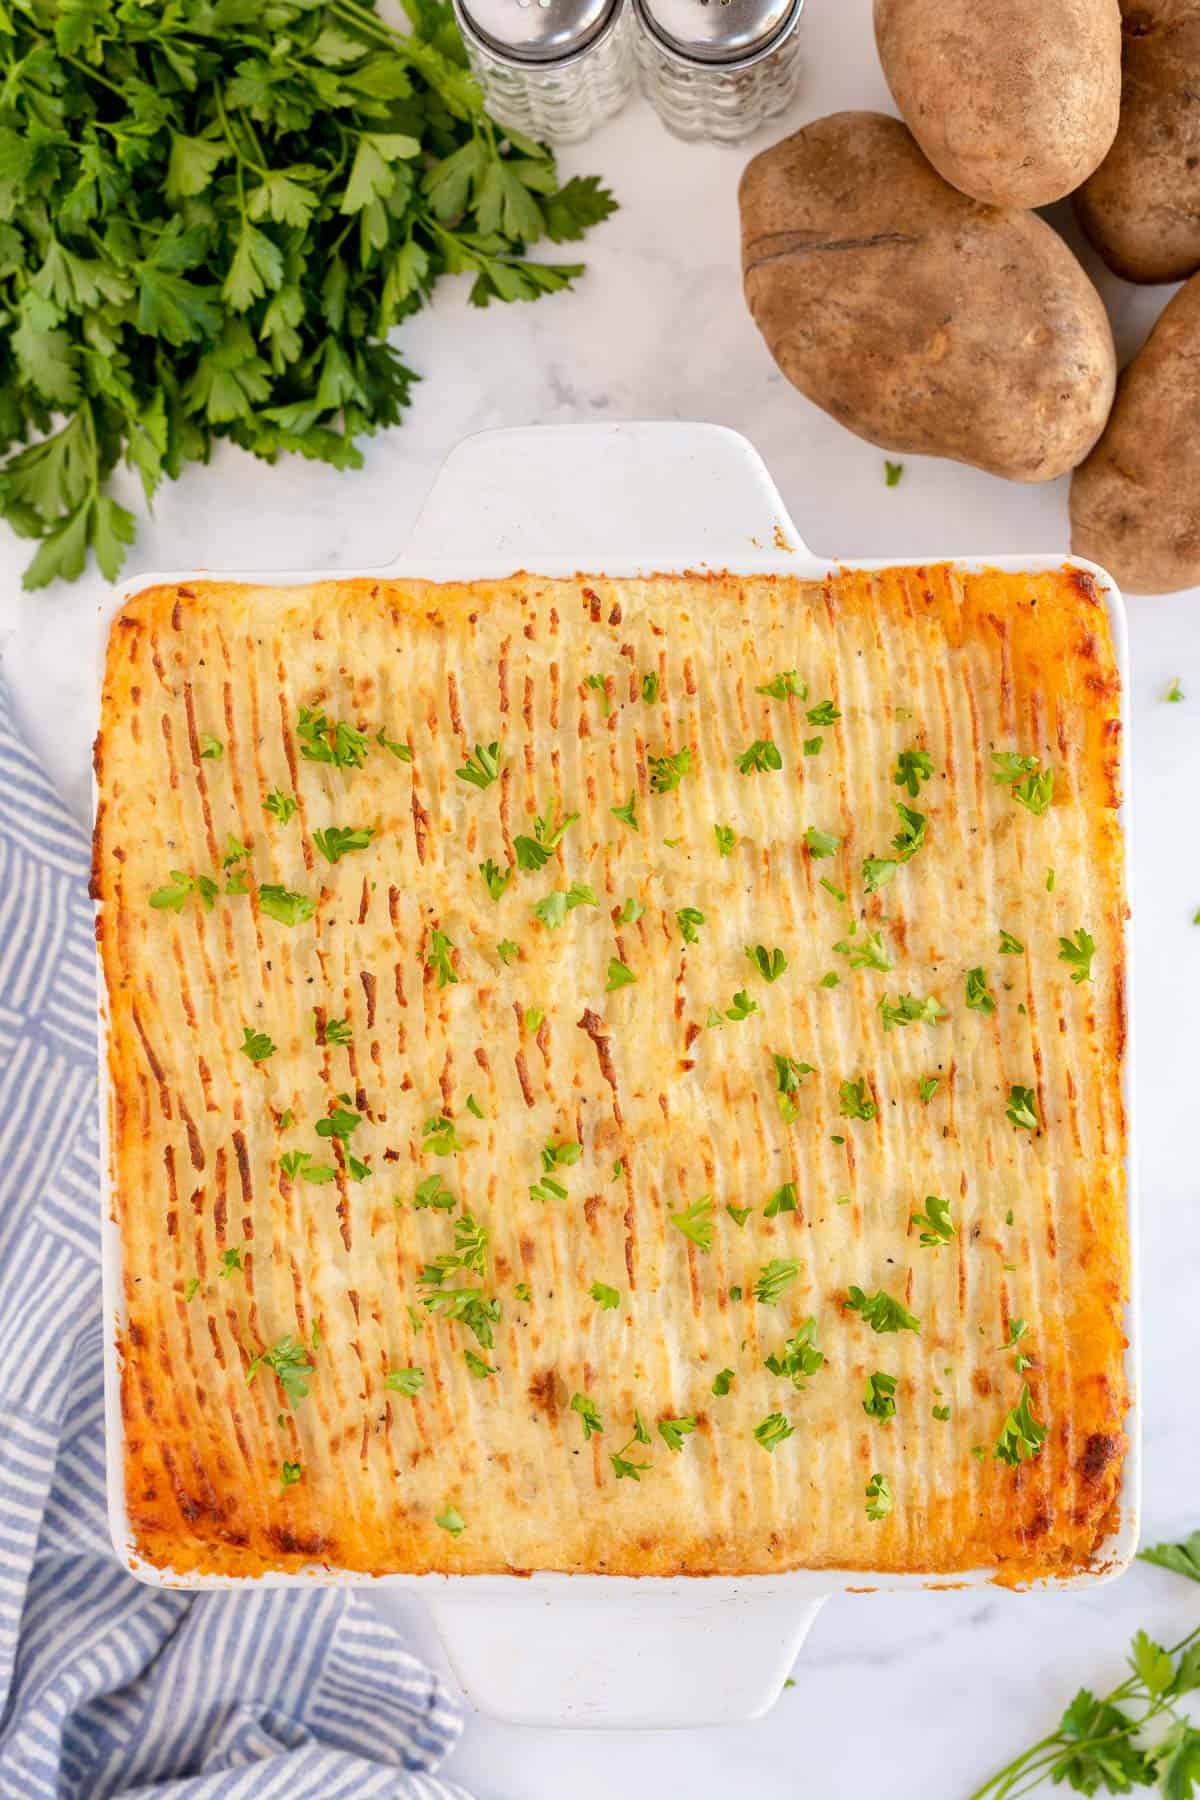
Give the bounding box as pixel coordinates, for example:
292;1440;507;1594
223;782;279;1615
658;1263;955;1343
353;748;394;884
634;0;802;66
455;0;619;64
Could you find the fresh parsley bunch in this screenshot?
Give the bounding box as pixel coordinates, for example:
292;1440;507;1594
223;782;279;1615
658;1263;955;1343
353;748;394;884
0;0;616;588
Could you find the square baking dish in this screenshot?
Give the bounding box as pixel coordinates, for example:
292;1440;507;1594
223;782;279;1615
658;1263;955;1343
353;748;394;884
95;421;1138;1727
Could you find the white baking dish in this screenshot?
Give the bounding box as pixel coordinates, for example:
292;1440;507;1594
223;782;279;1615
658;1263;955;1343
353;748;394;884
95;422;1139;1729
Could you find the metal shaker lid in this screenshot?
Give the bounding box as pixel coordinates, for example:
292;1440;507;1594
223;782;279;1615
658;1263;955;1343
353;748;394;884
455;0;618;63
635;0;801;65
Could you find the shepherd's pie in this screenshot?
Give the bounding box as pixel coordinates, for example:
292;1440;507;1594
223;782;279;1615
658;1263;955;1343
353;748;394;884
93;566;1129;1579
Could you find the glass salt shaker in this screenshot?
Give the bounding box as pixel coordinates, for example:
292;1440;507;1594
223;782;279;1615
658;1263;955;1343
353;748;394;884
452;0;636;145
632;0;804;143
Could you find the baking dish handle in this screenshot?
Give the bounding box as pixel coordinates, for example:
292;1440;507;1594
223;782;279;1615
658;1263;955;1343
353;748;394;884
397;421;812;569
422;1579;829;1729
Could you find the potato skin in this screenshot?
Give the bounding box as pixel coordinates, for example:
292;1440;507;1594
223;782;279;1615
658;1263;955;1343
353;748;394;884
1075;1;1200;284
1070;275;1200;592
739;113;1117;483
874;0;1121;208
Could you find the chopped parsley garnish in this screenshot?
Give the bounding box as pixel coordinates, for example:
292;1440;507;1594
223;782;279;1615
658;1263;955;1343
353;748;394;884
515;800;579;868
911;1195;954;1246
884;460;904;487
611;791;639;832
918;1076;940;1103
658;1416;697;1453
725;989;759;1021
773;1052;815;1121
745;943;788;983
670;1195;715;1252
218;1246;244;1279
184;1277;200;1302
1013;769;1055;815
246;1335;314;1402
265;789;298;823
726;1203;751;1227
764;1318;824;1388
1006;1084;1039;1132
618;897;644;924
386;1367;424;1396
1046;867;1056;892
464;1349;495;1379
321;1016;352;1047
590;1281;621;1311
991;749;1040;785
712;1369;735;1396
764;1180;798;1218
865;1472;893;1520
606;958;636;992
313;824;374;864
571;1392;603;1439
891;802;926;860
806;700;840;727
1166;678;1185;702
676;906;705;944
648;747;693;793
805;826;839;858
480;858;511;901
610;1412;652;1481
584;672;613;716
497;939;519;965
998;929;1024;955
642;671;660;703
240;1026;275;1063
965;967;997;1014
422;1115;466;1155
456;741;502;789
279;1149;336;1184
515;1282;532;1303
833;928;892;973
297;707;369;769
435;1508;466;1537
222;836;249;871
281;1460;302;1487
932;1404;951;1422
258;884;315;927
413;1173;455;1211
714;824;736;856
863;1371;897;1421
819;877;847;902
862;856;897;894
879;993;947;1031
465;1095;484;1120
992;750;1054;815
894;748;933;797
1058;927;1096;983
754;1412;795;1452
150;870;218;913
314;1106;360;1145
845;1286;920;1333
198;733;222;760
819;971;840;988
993;1383;1047;1465
419;1278;500;1348
753;1258;799;1305
524;1007;543;1033
533;882;598;929
541;1140;582;1174
803;736;823;756
838;1078;877;1121
756;669;807;699
736;738;782;775
376;728;412;761
426;928;459;987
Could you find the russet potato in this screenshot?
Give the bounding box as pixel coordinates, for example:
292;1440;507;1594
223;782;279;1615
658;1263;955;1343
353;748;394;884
874;0;1121;208
1070;273;1200;592
739;113;1117;483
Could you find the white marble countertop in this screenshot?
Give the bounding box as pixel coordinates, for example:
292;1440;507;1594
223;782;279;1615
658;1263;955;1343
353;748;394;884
3;1;1198;1793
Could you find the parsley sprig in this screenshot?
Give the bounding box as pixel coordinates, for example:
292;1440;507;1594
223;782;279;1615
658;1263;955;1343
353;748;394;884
0;0;615;588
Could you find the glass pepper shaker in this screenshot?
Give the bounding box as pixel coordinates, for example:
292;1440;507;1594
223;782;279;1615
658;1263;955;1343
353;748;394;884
452;0;636;146
632;0;804;143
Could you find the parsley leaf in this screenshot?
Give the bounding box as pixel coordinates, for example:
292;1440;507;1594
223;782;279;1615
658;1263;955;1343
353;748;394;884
642;671;660;703
571;1391;604;1439
736;738;782;775
297;708;368;770
386;1367;424;1396
240;1026;275;1063
725;989;759;1021
911;1195;954;1246
198;733;222;760
863;1371;897;1421
258;884;314;927
533;882;597;928
838;1078;877;1121
480;858;511;901
764;1180;798;1218
648;747;693;793
456;741;502;790
265;789;297;823
894;748;933;797
714;824;736;856
865;1472;893;1520
658;1416;696;1453
764;1318;824;1388
670;1195;715;1252
805;826;839;859
845;1286;919;1333
712;1369;735;1396
879;993;947;1031
918;1075;940;1104
993;1382;1047;1464
606;958;636;991
998;929;1024;955
754;1412;795;1452
884;461;904;486
1166;678;1185;703
1058;927;1096;983
1006;1084;1039;1132
1140;1532;1200;1584
676;906;705;944
745;943;788;983
425;927;459;987
246;1335;314;1402
753;1258;799;1305
313;824;374;864
436;1508;467;1537
590;1281;620;1311
756;670;807;699
965;966;997;1014
806;700;840;727
611;791;639;832
833;928;892;973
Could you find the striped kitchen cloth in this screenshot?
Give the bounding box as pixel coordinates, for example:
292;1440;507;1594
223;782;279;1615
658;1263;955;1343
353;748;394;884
0;671;470;1800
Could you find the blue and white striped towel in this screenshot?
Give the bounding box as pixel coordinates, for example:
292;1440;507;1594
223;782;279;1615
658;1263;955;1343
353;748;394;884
0;672;471;1799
